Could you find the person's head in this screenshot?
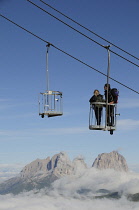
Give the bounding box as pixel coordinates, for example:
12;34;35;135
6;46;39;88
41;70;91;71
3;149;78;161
104;83;111;90
94;89;99;96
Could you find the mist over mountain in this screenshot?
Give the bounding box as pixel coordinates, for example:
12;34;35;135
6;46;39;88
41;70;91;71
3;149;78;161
0;152;87;195
0;151;139;202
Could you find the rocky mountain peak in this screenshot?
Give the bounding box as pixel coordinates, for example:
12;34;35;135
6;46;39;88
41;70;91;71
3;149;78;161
20;152;87;179
92;151;128;172
20;157;50;178
0;151;129;195
50;152;73;177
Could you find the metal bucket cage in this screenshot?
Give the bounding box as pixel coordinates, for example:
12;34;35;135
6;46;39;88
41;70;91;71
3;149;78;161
39;90;63;117
89;102;117;132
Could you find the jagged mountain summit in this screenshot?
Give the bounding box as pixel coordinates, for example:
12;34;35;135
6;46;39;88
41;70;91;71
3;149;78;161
20;152;87;179
0;152;87;195
0;151;128;195
92;151;128;172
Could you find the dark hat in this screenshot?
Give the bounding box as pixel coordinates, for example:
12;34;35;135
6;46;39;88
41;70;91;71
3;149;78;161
104;83;111;89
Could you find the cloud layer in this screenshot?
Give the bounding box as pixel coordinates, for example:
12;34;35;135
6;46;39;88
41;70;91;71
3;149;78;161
117;119;139;131
0;193;138;210
0;168;139;210
0;164;23;183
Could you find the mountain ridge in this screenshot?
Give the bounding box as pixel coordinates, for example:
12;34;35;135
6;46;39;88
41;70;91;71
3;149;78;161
0;151;128;195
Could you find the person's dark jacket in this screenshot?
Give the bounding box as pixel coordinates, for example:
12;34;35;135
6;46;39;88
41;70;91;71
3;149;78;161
89;94;104;108
104;90;113;103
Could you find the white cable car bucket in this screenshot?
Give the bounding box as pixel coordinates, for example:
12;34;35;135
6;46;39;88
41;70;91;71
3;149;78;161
89;102;105;130
39;44;63;118
89;102;117;133
89;46;117;135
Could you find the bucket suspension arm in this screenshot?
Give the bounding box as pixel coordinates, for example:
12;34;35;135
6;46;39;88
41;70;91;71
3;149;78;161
104;45;111;127
46;43;51;92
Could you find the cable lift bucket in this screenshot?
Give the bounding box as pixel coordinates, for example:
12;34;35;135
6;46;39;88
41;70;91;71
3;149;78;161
89;102;117;132
39;90;63;118
89;46;119;135
39;44;63;118
89;102;105;130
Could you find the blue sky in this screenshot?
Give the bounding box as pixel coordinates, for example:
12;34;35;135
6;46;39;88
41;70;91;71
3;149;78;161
0;0;139;172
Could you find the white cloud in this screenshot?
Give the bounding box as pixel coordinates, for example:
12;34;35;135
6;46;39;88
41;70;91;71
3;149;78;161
119;98;139;109
0;164;23;183
0;193;138;210
129;164;139;173
51;168;139;197
117;119;139;131
38;127;88;135
0;127;88;140
0;169;139;210
0;99;9;102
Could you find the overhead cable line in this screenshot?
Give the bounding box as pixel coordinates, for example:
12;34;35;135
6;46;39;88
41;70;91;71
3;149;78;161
1;14;139;95
27;0;139;69
40;0;139;62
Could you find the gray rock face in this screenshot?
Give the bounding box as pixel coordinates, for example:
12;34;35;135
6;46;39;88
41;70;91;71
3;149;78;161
92;151;128;172
0;151;129;195
0;152;87;194
20;157;50;179
20;152;85;179
48;152;74;177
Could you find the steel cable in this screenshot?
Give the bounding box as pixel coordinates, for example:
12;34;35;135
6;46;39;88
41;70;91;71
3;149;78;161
1;14;139;95
27;0;139;69
40;0;139;62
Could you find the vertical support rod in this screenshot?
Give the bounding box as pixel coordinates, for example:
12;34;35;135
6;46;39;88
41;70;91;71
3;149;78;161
107;47;110;94
46;44;50;92
105;45;111;128
46;44;50;111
